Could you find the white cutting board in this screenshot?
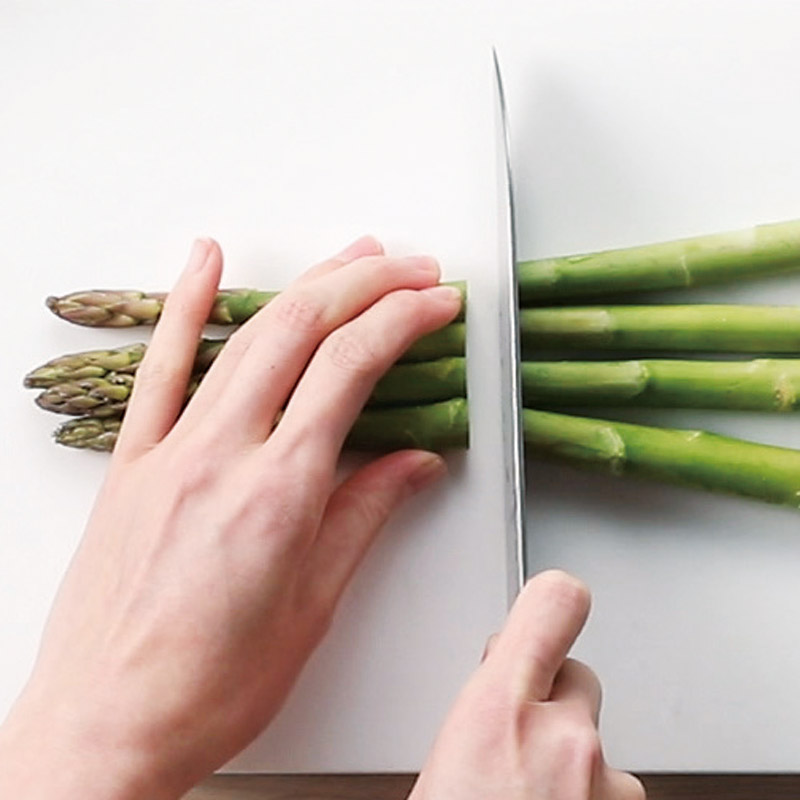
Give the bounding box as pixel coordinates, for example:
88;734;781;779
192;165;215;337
0;1;509;774
3;0;800;775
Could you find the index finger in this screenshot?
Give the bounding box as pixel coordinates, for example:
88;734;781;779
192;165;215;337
485;569;591;702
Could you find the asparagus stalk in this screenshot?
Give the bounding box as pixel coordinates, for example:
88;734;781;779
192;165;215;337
53;398;469;453
25;322;466;392
24;340;226;389
45;289;277;327
46;282;467;327
54;416;122;452
522;358;800;411
518;219;800;303
36;374;135;417
35;349;800;418
523;408;800;509
35;356;468;417
521;305;800;354
24;343;148;387
52;401;800;509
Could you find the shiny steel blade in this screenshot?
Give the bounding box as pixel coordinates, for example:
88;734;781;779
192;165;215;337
493;48;527;606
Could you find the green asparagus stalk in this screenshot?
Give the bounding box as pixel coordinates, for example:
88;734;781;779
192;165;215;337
25;321;466;393
523;408;800;509
35;356;468;417
518;219;800;303
24;340;226;389
53;398;469;453
46;282;467;327
24;343;148;387
36;374;135;417
53;401;800;509
521;305;800;354
45;289;278;327
54;416;122;452
36;349;800;418
522;358;800;411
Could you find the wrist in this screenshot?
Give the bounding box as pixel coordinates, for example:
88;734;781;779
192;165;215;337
0;682;175;800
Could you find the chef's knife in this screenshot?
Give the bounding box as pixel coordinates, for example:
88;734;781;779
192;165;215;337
493;48;527;606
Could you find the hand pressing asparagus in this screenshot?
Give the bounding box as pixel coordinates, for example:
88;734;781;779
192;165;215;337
31;217;800;514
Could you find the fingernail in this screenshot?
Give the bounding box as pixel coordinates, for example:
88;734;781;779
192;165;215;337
422;284;463;305
186;237;213;273
406;453;448;493
337;235;383;261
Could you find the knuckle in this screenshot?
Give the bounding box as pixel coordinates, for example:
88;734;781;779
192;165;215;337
339;485;394;532
218;327;252;361
552;722;604;774
385;287;425;317
135;358;184;393
271;292;326;333
323;328;379;374
164;445;219;497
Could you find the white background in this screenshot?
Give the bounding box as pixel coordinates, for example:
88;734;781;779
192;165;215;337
3;0;800;773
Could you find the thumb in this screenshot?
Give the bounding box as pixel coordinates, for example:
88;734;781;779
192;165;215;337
300;450;448;609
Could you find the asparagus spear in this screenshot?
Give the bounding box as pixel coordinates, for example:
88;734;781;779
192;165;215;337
24;340;226;389
522;358;800;411
518;219;800;303
35;357;468;417
523;408;800;509
54;416;122;452
521;305;800;353
25;321;466;393
45;289;278;327
36;348;800;418
53;398;469;453
36;374;134;417
23;343;147;387
46;282;467;327
51;401;800;509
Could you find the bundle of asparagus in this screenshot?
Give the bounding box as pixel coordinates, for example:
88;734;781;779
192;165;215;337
27;217;800;509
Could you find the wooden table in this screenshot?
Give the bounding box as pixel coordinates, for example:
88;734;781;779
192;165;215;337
188;773;800;799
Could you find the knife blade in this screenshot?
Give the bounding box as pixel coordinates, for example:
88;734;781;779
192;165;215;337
493;48;527;606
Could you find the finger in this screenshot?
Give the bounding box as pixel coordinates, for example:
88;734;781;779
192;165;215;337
269;284;462;464
300;450;447;609
296;234;384;283
485;569;591;702
173;235;384;434
114;238;222;460
549;658;602;725
176;253;443;443
596;768;647;800
481;633;500;663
